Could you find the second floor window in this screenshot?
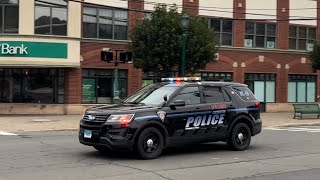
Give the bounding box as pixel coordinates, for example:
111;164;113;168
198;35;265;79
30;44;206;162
289;26;316;51
35;0;68;36
83;7;128;40
245;22;276;49
209;19;233;46
0;0;19;34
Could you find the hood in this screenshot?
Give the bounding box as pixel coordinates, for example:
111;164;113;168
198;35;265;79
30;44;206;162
86;103;157;114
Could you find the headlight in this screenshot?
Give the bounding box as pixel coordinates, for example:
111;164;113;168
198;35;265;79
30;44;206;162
107;114;135;124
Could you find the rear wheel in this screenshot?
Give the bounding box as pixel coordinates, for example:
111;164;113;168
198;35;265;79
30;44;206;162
136;127;164;159
228;123;251;151
94;145;111;154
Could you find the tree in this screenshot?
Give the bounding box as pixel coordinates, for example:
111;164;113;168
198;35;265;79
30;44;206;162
309;42;320;71
129;4;219;78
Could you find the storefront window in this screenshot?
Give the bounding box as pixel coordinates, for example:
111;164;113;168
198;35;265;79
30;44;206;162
35;0;68;36
201;72;233;82
83;7;128;40
245;73;276;102
82;69;128;104
0;69;64;103
288;75;316;102
0;0;19;34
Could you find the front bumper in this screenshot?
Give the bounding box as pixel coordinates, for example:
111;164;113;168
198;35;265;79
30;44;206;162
252;118;262;136
79;128;134;150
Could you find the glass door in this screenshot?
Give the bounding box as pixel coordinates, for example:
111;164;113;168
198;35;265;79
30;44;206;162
97;77;112;104
82;78;96;104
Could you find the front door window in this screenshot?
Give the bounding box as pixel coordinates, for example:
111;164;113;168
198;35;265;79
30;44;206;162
171;86;200;105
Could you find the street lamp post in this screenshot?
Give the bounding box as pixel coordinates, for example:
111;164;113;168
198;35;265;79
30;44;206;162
180;14;190;77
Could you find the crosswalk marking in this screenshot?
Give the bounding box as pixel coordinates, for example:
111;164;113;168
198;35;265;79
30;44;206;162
265;127;320;133
0;131;18;136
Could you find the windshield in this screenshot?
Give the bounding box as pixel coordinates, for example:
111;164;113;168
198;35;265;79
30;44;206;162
124;84;179;106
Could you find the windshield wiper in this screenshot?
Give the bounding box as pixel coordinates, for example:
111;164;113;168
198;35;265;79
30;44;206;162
125;102;145;105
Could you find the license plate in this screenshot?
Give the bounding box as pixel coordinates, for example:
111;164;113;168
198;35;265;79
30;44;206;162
84;130;92;138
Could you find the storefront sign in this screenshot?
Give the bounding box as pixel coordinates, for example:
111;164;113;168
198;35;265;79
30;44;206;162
0;41;67;59
82;79;96;103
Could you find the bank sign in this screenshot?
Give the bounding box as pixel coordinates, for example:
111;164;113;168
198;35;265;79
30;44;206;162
0;41;68;59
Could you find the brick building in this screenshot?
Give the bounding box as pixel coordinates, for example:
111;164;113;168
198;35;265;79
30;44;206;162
0;0;319;114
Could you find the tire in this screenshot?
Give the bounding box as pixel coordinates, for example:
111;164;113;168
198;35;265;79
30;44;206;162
94;145;111;154
228;123;251;151
136;127;164;159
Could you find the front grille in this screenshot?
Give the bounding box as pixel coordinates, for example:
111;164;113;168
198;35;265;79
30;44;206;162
81;114;110;130
83;114;110;121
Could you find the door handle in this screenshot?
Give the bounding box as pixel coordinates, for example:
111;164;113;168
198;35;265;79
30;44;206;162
195;107;200;110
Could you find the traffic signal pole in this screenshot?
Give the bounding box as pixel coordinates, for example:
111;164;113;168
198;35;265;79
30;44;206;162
101;49;132;104
113;50;121;104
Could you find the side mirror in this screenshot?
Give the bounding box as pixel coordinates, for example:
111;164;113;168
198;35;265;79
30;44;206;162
170;100;186;108
163;95;168;102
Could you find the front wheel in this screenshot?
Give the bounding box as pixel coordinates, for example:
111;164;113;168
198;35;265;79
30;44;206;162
136;127;164;159
228;123;251;151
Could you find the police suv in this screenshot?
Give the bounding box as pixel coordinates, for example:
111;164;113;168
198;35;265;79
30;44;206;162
79;77;262;159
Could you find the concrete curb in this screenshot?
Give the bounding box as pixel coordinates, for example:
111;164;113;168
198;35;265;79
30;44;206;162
275;123;320;128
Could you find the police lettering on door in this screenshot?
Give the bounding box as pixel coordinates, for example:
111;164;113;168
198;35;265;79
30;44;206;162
185;111;226;130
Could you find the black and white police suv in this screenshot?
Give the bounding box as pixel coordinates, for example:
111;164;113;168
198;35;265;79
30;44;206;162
79;77;262;159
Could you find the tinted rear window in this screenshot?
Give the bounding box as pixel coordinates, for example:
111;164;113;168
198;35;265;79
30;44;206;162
203;86;230;103
232;86;256;101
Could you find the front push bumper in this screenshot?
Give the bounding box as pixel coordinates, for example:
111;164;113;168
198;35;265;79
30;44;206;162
79;129;134;150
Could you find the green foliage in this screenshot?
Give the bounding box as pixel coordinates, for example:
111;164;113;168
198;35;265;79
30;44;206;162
309;42;320;71
129;4;219;77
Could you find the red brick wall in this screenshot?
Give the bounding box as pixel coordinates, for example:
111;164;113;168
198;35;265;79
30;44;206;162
128;0;144;35
204;61;233;72
289;63;315;74
65;68;82;104
277;0;289;50
277;69;288;103
233;0;246;47
182;0;199;15
245;62;277;73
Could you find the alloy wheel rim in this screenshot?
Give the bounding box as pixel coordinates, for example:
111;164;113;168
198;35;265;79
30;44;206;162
143;133;159;153
235;127;248;146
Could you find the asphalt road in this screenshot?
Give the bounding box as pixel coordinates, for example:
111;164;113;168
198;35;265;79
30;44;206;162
1;126;320;180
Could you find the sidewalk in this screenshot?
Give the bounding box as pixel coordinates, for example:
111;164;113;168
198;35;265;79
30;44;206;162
0;113;320;133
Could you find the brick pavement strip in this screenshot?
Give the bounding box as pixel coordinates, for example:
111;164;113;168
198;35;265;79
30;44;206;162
0;113;319;132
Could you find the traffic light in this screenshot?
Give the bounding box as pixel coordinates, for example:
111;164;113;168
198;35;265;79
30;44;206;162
101;51;113;63
119;52;133;63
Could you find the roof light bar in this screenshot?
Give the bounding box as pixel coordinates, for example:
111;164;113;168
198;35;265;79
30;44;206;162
161;77;201;82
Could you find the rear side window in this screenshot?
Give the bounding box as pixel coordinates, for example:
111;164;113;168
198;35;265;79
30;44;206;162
203;86;230;103
233;86;256;101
